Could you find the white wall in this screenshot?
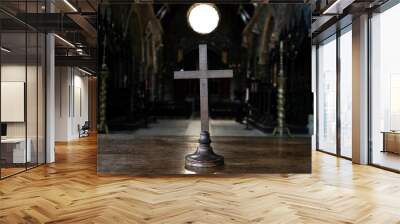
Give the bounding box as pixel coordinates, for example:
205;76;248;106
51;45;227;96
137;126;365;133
1;64;41;138
1;63;46;164
1;65;27;141
55;66;69;141
55;67;89;141
1;65;26;135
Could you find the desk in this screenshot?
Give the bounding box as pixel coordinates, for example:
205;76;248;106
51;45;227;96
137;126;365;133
382;131;400;154
1;138;31;163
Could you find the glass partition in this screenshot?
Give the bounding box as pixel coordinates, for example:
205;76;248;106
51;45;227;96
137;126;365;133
1;31;28;177
370;3;400;171
38;32;45;165
317;35;337;154
27;30;38;169
0;1;46;179
339;27;352;158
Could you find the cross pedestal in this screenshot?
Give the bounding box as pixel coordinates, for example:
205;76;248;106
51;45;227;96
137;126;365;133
174;44;233;168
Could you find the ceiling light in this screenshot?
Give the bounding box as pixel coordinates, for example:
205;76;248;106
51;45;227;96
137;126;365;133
322;0;354;15
187;3;220;34
1;47;11;53
54;34;75;48
78;67;92;76
63;0;78;12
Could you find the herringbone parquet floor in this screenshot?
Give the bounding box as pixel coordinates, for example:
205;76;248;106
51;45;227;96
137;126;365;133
1;135;400;224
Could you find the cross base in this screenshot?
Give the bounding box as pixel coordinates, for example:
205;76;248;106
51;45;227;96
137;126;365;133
185;131;224;168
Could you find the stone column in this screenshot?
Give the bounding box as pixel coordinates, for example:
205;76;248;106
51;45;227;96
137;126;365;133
273;41;291;136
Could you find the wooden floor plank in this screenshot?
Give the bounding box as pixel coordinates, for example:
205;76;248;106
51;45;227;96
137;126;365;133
0;135;399;223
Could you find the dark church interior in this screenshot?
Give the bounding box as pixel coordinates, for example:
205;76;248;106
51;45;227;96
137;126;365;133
98;3;312;134
97;3;312;174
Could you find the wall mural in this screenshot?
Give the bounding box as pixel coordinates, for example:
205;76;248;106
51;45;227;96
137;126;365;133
97;2;312;175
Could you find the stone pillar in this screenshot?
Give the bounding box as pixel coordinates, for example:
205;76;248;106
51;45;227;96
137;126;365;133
352;14;369;164
273;41;291;136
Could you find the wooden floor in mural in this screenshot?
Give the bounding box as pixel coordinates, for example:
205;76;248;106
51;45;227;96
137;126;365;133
98;119;311;175
0;135;400;223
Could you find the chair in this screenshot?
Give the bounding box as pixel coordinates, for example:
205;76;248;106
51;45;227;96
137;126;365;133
78;121;90;138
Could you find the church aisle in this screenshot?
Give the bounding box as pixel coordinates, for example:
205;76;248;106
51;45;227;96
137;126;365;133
129;119;267;137
0;135;400;223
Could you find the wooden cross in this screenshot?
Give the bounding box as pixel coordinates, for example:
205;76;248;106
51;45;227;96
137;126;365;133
174;44;233;132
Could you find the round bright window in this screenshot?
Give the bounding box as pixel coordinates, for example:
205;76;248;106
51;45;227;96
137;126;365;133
187;4;220;35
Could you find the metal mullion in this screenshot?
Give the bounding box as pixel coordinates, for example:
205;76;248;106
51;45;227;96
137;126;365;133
0;169;27;179
370;164;400;174
25;0;28;171
36;0;39;167
44;0;47;164
44;20;47;165
367;11;373;165
315;45;320;151
316;149;352;161
336;29;341;157
72;68;74;118
0;22;2;179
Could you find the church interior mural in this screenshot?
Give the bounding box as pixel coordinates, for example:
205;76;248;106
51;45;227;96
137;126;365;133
97;2;312;174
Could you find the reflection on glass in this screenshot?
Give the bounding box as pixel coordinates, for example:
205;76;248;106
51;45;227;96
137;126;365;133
38;32;46;165
340;29;352;158
318;37;337;154
1;31;28;177
0;0;46;178
27;31;38;169
371;3;400;171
